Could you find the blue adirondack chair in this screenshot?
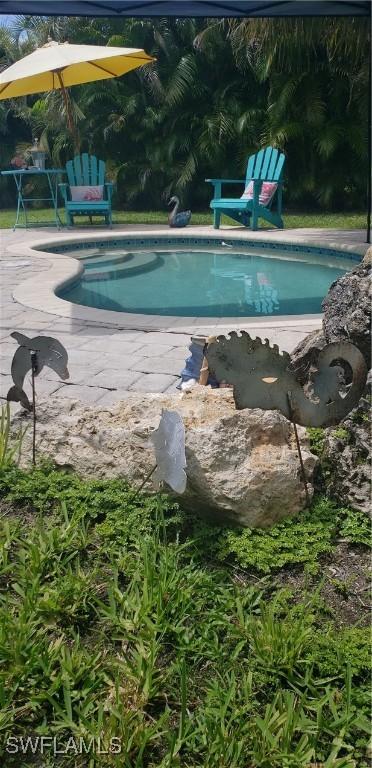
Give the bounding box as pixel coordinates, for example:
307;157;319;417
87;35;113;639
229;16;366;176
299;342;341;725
206;147;285;231
59;153;113;227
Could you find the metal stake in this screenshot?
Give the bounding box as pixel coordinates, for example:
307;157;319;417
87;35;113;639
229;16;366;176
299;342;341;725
287;391;310;507
31;351;38;466
131;464;158;501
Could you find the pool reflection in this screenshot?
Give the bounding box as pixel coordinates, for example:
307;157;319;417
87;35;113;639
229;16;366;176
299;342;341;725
59;247;348;318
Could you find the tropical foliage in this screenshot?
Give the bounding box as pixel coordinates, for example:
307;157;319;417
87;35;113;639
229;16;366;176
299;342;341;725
0;14;369;211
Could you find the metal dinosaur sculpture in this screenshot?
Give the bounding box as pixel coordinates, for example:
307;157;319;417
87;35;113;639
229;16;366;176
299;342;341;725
205;331;367;428
7;332;69;411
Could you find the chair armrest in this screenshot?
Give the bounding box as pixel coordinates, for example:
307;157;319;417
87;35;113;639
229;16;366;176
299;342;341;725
58;183;69;202
206;178;246;201
104;182;114;201
205;178;246;184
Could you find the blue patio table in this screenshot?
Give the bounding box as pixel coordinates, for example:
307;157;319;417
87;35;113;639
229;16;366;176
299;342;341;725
1;167;65;230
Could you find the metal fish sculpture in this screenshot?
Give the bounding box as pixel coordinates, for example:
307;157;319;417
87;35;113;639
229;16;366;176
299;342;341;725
151;410;187;493
205;331;367;428
7;332;69;411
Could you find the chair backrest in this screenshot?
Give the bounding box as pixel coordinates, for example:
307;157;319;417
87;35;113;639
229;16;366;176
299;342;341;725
66;153;106;187
245;147;285;184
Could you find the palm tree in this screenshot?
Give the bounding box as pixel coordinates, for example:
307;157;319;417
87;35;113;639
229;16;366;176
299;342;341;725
1;14;368;212
0;25;33;204
225;16;369;208
77;17;264;208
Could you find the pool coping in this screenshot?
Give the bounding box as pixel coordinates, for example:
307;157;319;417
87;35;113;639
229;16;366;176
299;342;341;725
8;229;368;333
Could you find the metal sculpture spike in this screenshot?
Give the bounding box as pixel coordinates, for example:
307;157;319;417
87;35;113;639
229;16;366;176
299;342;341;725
150;410;187;493
205;331;367;428
7;332;69;411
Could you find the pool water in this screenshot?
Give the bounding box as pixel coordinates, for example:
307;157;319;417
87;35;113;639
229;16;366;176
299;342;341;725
59;246;350;317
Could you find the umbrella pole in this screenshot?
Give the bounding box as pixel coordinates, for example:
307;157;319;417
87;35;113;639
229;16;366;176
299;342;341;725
56;71;80;152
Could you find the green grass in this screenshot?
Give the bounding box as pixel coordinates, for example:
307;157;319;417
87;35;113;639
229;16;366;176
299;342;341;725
0;207;367;230
0;462;370;767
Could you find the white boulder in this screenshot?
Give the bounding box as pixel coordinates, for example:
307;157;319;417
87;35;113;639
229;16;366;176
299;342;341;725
13;386;317;527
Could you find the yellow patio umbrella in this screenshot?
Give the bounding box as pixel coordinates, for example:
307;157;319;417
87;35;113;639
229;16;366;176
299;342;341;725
0;39;154;146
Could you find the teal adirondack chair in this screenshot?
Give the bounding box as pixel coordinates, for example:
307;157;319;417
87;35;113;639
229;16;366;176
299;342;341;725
59;153;113;227
206;147;285;231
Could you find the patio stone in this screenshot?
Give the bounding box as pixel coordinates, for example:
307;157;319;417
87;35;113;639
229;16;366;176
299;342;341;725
1;357;16;377
139;332;192;346
91;369;142;388
64;348;107;366
33;332;88;349
134;343;176;357
33;379;64;397
98;390;133;406
130;356;185;376
75;326;121;337
164;378;182;393
0;341;18;360
2;311;28;325
42;321;90;334
55;384;107;404
96;355;144;372
129;373;179;392
0;374;13;398
77;337;144;355
10;309;53;322
49;364;105;386
10;319;56;332
77;328;143;342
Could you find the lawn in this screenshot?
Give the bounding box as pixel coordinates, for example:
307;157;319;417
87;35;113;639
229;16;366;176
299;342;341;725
0;208;367;230
0;455;370;767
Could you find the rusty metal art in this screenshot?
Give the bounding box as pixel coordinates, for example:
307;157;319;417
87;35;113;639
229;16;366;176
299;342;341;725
7;332;69;411
7;332;69;465
205;331;367;428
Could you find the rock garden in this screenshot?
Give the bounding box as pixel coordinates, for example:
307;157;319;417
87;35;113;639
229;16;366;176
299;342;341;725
0;251;370;767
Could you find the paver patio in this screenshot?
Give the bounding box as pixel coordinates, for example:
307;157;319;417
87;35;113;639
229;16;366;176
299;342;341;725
0;224;367;405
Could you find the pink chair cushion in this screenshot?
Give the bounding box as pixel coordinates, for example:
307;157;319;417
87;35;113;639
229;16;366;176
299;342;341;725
70;185;104;202
241;181;278;206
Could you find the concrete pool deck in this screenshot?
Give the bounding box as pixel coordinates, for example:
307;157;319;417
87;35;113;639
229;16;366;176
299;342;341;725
0;224;368;405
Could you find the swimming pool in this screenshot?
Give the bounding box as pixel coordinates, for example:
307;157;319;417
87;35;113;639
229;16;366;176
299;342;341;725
55;237;357;318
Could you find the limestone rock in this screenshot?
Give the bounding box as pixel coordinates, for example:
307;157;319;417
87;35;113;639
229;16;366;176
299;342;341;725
291;257;371;383
13;387;317;528
322;395;371;517
322;260;371;368
362;246;372;267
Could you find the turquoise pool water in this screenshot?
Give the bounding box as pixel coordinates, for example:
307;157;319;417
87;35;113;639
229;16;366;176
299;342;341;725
58;244;352;317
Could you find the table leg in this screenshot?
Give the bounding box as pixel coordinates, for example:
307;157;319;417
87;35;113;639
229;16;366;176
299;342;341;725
7;170;65;228
13;173;28;230
47;172;61;229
